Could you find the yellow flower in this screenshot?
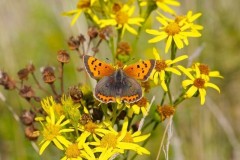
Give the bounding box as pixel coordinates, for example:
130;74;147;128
90;118;150;158
63;0;97;26
99;4;145;37
150;48;188;91
140;0;181;14
127;97;150;117
191;63;223;81
146;14;201;53
78;120;106;140
61;133;95;160
175;10;204;36
37;107;74;155
179;66;221;105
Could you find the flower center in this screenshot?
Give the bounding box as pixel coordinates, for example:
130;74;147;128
84;121;98;133
65;143;81;158
77;0;91;9
193;78;205;88
198;64;209;75
135;97;148;107
155;60;167;72
43;123;60;140
100;133;118;148
165;22;181;35
116;11;129;25
122;132;133;143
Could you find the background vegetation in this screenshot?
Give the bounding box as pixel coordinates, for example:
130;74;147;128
0;0;240;159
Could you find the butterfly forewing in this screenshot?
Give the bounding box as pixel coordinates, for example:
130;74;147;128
123;60;156;81
83;55;115;79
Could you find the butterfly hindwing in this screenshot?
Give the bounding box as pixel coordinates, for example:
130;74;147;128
123;59;156;81
119;75;142;103
83;55;115;79
94;70;142;103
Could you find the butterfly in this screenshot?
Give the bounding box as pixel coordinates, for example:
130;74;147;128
83;55;155;104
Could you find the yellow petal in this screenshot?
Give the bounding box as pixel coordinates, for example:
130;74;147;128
165;36;172;53
199;88;206;105
182;79;193;88
39;140;51;155
205;82;221;93
186;86;198;98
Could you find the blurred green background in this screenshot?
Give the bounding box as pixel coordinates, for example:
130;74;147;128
0;0;240;160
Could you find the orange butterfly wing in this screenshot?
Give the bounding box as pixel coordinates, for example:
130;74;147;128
83;55;115;79
123;60;155;81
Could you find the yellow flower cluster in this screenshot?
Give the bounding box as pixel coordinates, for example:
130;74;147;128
34;0;223;159
36;96;150;159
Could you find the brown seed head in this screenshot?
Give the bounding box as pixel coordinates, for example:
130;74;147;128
68;86;83;103
0;71;16;90
88;27;99;39
17;68;29;80
25;125;39;141
41;66;56;84
78;34;86;43
19;85;35;100
157;105;175;121
27;62;35;73
57;50;70;63
79;113;92;125
99;26;113;40
20;110;36;125
112;3;122;13
68;36;80;50
117;41;131;55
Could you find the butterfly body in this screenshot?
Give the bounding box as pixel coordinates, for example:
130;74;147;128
83;55;155;103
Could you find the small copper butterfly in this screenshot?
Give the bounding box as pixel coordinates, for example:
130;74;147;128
83;55;155;103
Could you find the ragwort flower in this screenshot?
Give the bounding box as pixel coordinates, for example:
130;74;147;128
140;0;181;14
99;4;145;37
61;133;95;160
174;10;204;35
63;0;97;26
127;97;150;117
90;118;150;158
146;13;202;53
37;106;74;155
179;66;221;105
150;48;188;91
191;63;223;81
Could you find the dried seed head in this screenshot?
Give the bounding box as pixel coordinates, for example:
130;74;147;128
0;70;16;90
19;85;35;100
88;27;98;39
157;105;175;121
99;26;113;40
57;50;70;63
20;110;36;125
68;86;83;103
68;36;80;50
41;66;56;84
27;62;35;73
25;125;39;141
78;34;86;43
79;113;92;125
112;3;122;13
17;68;29;80
116;41;131;62
117;41;131;55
